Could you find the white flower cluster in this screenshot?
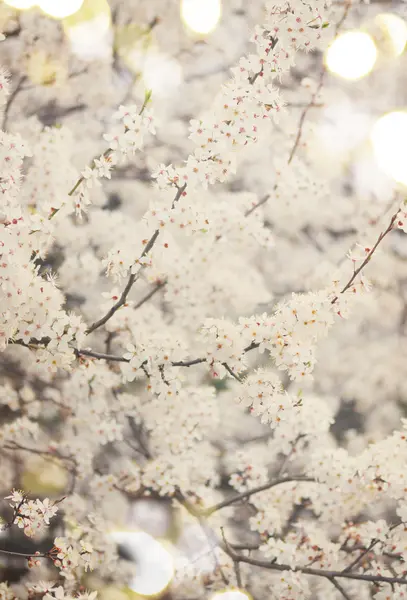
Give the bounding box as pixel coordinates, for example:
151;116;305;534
8;0;407;598
4;490;58;538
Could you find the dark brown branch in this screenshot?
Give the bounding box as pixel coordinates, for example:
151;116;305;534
244;193;271;218
0;548;48;559
341;540;377;574
288;69;326;165
75;348;129;363
2;75;27;131
287;3;351;164
86;185;186;335
85;230;160;335
1;497;26;532
222;362;244;382
134;280;166;310
3;442;76;468
341;523;401;574
169;357;207;367
331;210;400;305
221;527;243;587
224;549;407;586
203;476;314;516
327;577;353;600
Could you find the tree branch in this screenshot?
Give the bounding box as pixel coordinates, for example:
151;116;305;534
223;548;407;586
2;75;27;131
328;577;353;600
134;280;166;310
203;476;314;516
331;209;400;305
86;185;186;335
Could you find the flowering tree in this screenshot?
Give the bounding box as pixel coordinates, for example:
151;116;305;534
1;0;407;599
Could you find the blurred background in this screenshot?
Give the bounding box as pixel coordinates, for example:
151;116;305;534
2;0;407;599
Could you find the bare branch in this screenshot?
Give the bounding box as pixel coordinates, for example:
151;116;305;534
2;75;27;131
222;362;244;382
331;209;400;305
287;2;351;164
134;280;166;310
86;184;186;335
203;476;314;516
85;230;159;335
223;548;407;586
0;548;48;559
328;577;353;600
221;527;243;587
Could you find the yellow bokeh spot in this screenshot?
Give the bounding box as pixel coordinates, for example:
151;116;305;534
25;49;66;86
375;13;407;57
325;31;377;80
110;531;174;597
180;0;222;35
3;0;36;8
38;0;84;19
62;0;111;60
98;588;129;600
371;111;407;186
62;0;109;27
22;456;68;494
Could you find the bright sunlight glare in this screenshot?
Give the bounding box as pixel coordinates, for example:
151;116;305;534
371;111;407;186
180;0;222;35
110;531;174;596
65;13;112;60
4;0;36;8
375;13;407;57
38;0;84;18
324;31;377;80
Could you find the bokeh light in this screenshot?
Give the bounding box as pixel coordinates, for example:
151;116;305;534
38;0;84;19
22;457;68;494
65;13;111;60
371;111;407;186
317;100;372;155
142;52;183;97
325;31;377;80
4;0;36;8
176;523;217;573
375;13;407;57
210;590;251;600
98;587;129;600
128;499;172;538
180;0;222;35
111;530;174;596
62;0;111;60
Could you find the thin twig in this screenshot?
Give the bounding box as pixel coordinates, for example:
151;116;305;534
222;363;244;382
244;194;271;218
341;523;401;574
86;185;186;335
328;577;353;600
203;476;314;516
221;527;243;587
174;489;229;585
85;230;159;335
223;549;407;586
134;280;166;310
2;75;27;131
177;489;407;591
331;210;400;305
0;548;48;559
287;2;351;164
75;348;129;363
341;540;376;573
